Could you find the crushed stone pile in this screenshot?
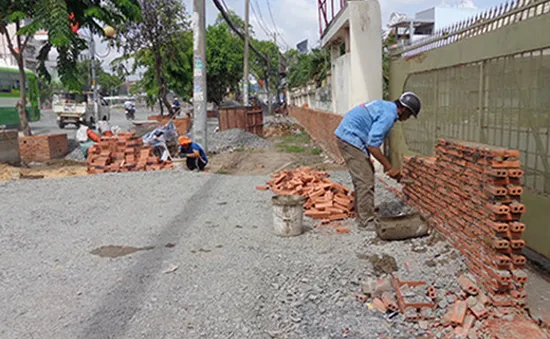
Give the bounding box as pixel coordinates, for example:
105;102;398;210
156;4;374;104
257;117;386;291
207;128;272;154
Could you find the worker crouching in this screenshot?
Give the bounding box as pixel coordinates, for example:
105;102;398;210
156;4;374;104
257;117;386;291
177;136;208;171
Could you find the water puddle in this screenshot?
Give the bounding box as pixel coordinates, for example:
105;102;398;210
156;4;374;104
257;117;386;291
90;245;155;258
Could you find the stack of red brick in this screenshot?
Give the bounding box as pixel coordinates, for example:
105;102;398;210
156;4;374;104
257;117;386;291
87;132;174;174
257;166;355;222
402;139;528;307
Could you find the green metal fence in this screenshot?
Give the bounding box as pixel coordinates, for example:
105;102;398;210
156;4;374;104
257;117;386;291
403;51;550;194
388;0;550;259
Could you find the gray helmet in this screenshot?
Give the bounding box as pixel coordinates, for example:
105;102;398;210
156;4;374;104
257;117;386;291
399;92;421;117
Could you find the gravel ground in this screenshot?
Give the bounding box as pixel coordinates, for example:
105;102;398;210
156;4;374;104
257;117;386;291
0;168;475;339
205;126;273;154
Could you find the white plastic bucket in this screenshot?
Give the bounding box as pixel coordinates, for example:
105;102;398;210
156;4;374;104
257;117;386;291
272;195;306;237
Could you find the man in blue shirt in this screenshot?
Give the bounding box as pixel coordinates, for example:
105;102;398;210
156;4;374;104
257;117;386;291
177;136;208;171
334;92;421;229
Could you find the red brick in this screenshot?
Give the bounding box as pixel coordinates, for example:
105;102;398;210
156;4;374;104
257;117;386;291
509;202;526;214
491;160;521;168
18;134;69;162
508;169;524;178
381;292;399;312
256;185;269;191
507;186;523;196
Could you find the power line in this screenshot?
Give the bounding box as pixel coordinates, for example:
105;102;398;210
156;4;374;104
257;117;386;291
220;0;230;12
265;0;290;50
251;1;272;37
211;0;268;64
252;0;272;35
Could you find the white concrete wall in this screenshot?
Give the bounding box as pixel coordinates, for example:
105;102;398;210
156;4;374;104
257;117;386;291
321;0;383;115
348;0;382;108
332;53;350;114
289;83;333;112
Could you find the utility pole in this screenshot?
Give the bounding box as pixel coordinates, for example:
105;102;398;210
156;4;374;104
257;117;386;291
274;33;281;109
90;35;99;121
193;0;207;151
243;0;250;106
266;57;272;115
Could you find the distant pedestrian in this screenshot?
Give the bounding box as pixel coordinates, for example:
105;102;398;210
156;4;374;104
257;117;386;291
177;136;208;171
334;92;421;229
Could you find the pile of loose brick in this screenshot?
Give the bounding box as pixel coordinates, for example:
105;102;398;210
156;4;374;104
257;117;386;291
256;166;355;223
87;132;174;174
402;139;528;308
358;272;547;338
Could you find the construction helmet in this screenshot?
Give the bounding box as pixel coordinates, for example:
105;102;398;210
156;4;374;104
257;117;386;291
398;92;421;117
178;136;192;145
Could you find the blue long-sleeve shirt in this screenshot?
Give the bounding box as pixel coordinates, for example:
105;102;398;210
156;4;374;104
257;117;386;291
334;100;399;155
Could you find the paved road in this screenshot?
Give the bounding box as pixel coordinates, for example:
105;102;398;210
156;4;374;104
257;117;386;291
30;107;156;138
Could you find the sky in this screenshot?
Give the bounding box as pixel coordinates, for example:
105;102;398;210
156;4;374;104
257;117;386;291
86;0;505;75
180;0;506;52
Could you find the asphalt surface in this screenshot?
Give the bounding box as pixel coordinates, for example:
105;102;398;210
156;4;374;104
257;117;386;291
30;107;154;138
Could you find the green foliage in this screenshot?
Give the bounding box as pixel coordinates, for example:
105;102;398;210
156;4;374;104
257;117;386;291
114;0;190;112
276;132;310;153
206;17;244;104
311;148;322;155
205;12;280;104
286;48;330;89
38;77;63;104
383;31;397;100
0;0;141;90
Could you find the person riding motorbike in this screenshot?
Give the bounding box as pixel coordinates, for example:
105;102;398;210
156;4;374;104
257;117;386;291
171;97;181;116
124;101;135;120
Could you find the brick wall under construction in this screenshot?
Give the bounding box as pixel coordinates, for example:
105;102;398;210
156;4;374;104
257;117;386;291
288;106;343;162
402;139;528;307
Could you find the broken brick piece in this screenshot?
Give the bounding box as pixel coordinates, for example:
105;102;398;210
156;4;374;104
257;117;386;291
469;302;489;320
381;292;399;312
372;298;387;313
335;226;350;234
255;185;269;191
451;300;467;326
458;274;479;296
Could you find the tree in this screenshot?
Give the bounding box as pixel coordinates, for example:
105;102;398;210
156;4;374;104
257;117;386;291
286;48;330;90
205;17;244;105
0;0;141;135
115;0;189;116
75;59;124;96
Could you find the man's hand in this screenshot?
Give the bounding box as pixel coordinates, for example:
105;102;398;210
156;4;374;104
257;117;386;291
386;168;401;180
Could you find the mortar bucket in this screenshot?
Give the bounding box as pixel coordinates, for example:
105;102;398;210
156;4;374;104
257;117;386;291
272;195;306;237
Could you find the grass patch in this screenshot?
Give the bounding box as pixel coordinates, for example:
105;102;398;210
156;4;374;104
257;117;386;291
276;132;310;153
281;145;305;153
216;170;230;175
311;148;322;155
234;147;245;152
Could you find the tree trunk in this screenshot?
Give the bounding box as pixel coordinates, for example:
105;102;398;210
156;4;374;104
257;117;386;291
152;49;172;117
17;57;32;136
